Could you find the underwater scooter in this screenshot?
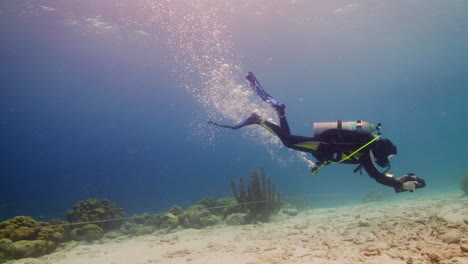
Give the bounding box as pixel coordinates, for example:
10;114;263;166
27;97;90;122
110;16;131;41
395;173;426;192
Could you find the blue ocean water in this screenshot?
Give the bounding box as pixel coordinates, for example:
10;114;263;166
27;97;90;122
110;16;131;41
1;0;467;221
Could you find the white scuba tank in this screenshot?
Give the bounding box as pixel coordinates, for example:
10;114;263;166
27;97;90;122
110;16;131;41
313;120;375;137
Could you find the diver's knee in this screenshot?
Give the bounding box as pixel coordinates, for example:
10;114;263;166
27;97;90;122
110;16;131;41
282;140;294;148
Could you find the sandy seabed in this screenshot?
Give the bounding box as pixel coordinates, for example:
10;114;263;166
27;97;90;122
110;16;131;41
7;193;468;264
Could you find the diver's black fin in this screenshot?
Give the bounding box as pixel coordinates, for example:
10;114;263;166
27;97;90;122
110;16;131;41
246;72;285;110
207;120;235;129
207;113;262;130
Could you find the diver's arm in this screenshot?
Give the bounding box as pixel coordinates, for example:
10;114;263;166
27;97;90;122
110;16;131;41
361;150;404;192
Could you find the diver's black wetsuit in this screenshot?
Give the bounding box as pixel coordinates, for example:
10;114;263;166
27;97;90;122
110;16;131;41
226;112;406;192
208;72;426;193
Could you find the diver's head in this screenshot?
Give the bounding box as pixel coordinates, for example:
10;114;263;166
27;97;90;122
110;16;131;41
373;138;397;167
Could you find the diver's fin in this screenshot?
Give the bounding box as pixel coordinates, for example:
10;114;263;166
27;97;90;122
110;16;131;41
207;113;262;130
207;120;236;129
246;72;285;110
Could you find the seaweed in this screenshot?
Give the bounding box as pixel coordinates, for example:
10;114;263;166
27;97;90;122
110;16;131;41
230;167;281;223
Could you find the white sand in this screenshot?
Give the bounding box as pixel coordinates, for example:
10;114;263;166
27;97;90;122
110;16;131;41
8;193;468;264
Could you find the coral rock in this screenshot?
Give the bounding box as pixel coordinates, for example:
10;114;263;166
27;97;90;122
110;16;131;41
13;240;47;258
120;221;155;237
9;227;37;242
0;216;40;241
440;230;462;244
70;224;104;242
281;203;299;216
178;209;218;229
225;213;247;225
66;199;125;231
460;244;468;252
0;238;15;262
0;217;69;261
168;206;184;216
154;213;179;230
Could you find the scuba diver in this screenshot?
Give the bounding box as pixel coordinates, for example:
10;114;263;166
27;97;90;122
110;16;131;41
208;72;426;193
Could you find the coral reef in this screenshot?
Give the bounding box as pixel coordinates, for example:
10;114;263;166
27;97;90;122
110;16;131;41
189;198;233;216
35;221;68;253
160;214;180;230
168;206;184;216
141;203;223;231
178;209;218;229
11;240;46;259
0;217;68;262
280;203;299;216
65;199;125;231
119;222;155;237
225;213;247;225
361;190;385;203
70;224;104;242
461;172;468;196
153;211;180;231
151;205;219;231
230;167;282;223
0;239;15;263
0;216;40;242
119;214;156;236
0;176;289;261
127;213;154;225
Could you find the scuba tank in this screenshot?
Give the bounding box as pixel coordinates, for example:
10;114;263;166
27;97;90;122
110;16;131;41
313;120;376;137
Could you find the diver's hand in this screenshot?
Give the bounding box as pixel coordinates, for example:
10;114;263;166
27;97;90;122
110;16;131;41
402;181;418;191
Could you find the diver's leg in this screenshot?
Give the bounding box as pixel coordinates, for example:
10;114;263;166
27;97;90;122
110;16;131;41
209;111;291;136
263;120;319;153
208;112;289;139
276;108;290;136
260;119;285;137
208;113;316;155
